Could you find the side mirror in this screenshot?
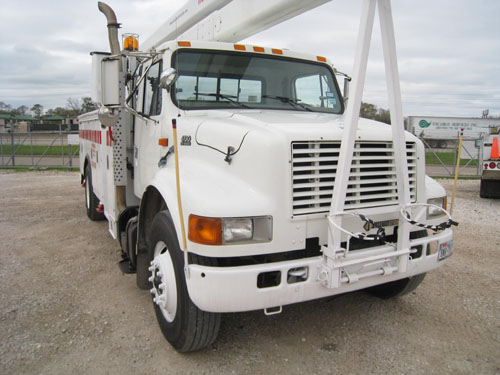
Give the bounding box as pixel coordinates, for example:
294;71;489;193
159;68;178;89
101;57;121;106
343;76;351;105
98;106;119;127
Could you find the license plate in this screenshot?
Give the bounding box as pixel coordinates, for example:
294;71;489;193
438;240;453;261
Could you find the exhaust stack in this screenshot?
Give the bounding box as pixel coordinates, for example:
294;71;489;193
98;2;121;55
97;2;126;213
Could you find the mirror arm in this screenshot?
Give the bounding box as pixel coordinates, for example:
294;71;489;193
124;85;159;124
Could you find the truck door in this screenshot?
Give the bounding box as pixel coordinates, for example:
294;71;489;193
133;60;164;195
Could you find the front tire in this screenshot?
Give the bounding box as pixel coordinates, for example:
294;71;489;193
367;273;426;299
367;230;427;299
148;211;220;352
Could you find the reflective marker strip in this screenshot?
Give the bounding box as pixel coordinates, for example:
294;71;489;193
79;129;103;145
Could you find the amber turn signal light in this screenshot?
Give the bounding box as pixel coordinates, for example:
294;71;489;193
188;215;222;246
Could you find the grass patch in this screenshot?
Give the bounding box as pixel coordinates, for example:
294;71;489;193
0;145;79;156
425;152;478;166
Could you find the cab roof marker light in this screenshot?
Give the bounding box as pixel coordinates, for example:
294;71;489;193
271;48;283;55
317;56;327;62
177;41;191;47
253;46;265;53
234;44;246;51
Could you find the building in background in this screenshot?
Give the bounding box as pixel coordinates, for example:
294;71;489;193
408;116;500;149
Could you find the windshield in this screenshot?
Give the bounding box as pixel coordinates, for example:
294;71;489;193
171;49;343;114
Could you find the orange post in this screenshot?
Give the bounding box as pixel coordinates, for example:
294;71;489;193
172;119;187;252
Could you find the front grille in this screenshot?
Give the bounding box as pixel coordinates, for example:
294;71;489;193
291;141;417;216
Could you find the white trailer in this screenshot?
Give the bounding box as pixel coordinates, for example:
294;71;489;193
479;127;500;198
409;115;497;148
79;0;456;352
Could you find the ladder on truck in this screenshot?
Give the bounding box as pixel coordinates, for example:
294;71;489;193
141;0;416;287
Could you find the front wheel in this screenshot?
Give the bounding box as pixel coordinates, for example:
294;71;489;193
366;273;426;299
148;211;220;352
367;230;427;299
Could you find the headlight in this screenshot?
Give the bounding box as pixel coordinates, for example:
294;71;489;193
223;218;253;243
427;197;446;219
188;215;272;245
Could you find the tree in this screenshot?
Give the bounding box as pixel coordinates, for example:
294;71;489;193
31;104;44;118
66;97;82;116
81;97;98;113
360;102;377;119
16;105;29;115
0;101;12;114
375;108;391;124
46;107;72;117
66;96;98;115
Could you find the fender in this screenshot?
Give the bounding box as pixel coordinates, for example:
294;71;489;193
137;167;179;258
137;156;276;256
424;175;446;201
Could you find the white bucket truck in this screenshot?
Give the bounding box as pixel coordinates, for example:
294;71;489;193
79;0;456;352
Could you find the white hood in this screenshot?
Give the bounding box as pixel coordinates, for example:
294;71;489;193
189;109;410;153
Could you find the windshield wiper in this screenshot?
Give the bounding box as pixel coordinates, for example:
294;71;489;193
196;92;250;108
262;95;313;112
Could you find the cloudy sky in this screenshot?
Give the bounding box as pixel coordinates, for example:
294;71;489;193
1;0;499;117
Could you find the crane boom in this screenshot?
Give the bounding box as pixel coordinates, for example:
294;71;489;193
142;0;233;51
142;0;331;50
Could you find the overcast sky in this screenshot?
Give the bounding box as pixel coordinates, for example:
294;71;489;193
1;0;499;117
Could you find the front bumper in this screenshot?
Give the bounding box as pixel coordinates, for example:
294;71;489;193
186;228;453;313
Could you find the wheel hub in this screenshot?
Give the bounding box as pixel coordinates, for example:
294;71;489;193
149;242;177;322
150;260;169;306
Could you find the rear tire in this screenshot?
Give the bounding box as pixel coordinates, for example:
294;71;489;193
367;230;427;299
148;210;220;352
84;164;105;221
480;178;500;199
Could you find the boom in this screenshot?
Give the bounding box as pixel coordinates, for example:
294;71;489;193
142;0;331;49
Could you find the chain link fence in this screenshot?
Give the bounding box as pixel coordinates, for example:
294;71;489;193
0;125;79;170
421;137;481;178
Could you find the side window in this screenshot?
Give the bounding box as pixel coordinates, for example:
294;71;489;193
143;61;162;116
295;74;338;110
132;65;144;113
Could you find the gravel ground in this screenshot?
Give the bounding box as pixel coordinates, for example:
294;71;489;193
0;171;499;374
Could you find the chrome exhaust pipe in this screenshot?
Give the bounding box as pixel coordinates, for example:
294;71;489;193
98;2;121;55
